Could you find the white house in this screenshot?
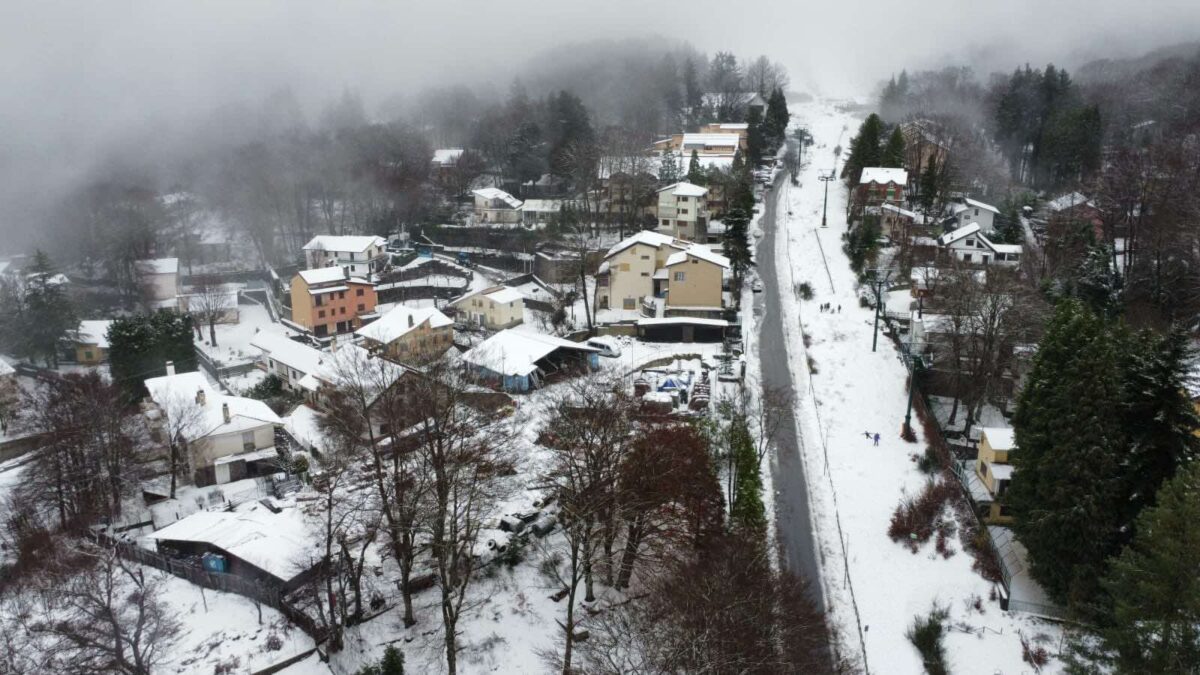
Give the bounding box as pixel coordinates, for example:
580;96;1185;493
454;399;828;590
144;367;283;487
472;188;523;224
250;331;326;393
449;286;525;330
655;182;710;242
302;235;388;277
938;223;1022;267
520;199;564;226
953;198;1000;235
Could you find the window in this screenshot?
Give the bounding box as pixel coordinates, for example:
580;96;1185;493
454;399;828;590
242;431;255;451
963;254;973;262
84;350;94;360
674;271;686;281
640;255;650;260
357;304;365;311
661;219;669;226
965;239;975;247
641;272;650;277
974;208;979;216
338;291;346;299
680;208;688;215
340;307;346;315
356;288;364;297
318;310;326;318
623;298;637;310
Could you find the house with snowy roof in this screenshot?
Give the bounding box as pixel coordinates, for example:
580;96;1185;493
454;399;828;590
975;427;1017;524
938;223;1021;267
594;230;729;318
462;329;599;392
72;320;113;365
301;235;388;278
951;198;1000;235
853;167;909;219
356;304;454;364
655;182;710;242
298;343;419;439
472;187;523;224
448;285;525;330
143;365;284;487
250;331;326;393
652;132;745;156
288;267;378;338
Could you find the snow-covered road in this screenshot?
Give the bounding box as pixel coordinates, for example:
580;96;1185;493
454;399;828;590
768;100;1062;674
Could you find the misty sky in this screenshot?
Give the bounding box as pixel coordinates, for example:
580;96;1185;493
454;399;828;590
1;0;1197;246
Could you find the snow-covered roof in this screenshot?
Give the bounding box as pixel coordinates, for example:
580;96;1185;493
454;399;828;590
76;320;113;348
657;181;708;197
859;167;909;185
604;230;682;258
989;464;1014;481
485;287;524;304
296;267;347;285
147;501;317;582
431;148;464;166
250;332;324;376
1044;192;1094;213
680;133;741;148
463;330;599;377
881;203;918;219
982;427;1016;451
135;258;179;275
144;371;282;442
301;235;385;254
472;188;522;209
637;317;729;327
283;404;326;454
939;223;981;246
0;359;14;377
356;305;453;345
665;245;731;269
990;242;1022;255
714;123;748;131
309;344;412;401
964;198;999;214
520;199;563;212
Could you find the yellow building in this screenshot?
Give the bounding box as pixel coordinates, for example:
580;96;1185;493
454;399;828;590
356;304;455;364
74;320;113;365
594;231;728;317
976;427;1016;524
448;286;525;330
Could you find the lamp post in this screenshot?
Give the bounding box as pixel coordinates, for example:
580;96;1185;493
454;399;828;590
867;268;893;352
818;171;836;228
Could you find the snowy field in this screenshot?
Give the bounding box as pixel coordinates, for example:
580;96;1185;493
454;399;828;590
770;100;1063;673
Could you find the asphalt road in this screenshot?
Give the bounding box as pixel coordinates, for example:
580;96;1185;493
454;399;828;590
754;158;825;608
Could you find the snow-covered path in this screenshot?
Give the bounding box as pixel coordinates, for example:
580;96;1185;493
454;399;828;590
769;100;1061;673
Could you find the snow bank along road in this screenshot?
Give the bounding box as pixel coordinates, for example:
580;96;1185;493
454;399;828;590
770;100;1059;674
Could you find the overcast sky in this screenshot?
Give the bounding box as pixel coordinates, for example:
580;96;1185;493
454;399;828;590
1;0;1197;247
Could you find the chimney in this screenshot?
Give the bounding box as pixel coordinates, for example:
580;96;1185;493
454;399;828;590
165;360;175;376
408;314;415;328
221;402;231;424
195;388;206;406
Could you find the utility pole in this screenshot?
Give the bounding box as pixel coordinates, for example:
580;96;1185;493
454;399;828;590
868;268;892;352
900;342;923;441
819;171;836;228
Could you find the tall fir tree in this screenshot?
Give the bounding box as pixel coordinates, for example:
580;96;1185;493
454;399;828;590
763;88;790;149
919;159;940;212
659;148;682;185
746;107;766;166
24;249;77;368
881;127;907;168
687;149;705;185
841;113;884;185
1118;327;1200;532
108;311;197;401
1090;460;1200;672
1009;299;1128;610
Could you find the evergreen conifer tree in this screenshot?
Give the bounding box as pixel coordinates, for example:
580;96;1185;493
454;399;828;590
882;127;907;168
687;150;705;185
841;113;884;185
1093;460;1200;672
747;107;766;166
1009;299;1128;609
919;159;940;212
659;148;681;184
24;250;77;368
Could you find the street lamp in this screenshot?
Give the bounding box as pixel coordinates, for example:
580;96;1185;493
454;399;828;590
818;171;836;228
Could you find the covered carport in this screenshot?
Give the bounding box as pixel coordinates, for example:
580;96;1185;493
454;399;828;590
636;317;729;343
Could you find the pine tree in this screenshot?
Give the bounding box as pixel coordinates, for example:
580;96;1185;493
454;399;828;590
882;127;906;168
24;250;77;368
108;311;198;401
1009;299;1128;609
687;149;705;185
763;88;790;149
747;107;766;166
919;159;940;212
841;113;884;185
1095;460;1200;672
1119;327;1200;532
659;148;681;184
1070;244;1120;317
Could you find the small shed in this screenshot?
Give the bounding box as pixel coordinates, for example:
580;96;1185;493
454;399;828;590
462;330;600;392
637;317;728;343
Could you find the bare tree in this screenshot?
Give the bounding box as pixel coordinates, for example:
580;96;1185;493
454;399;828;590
153;387;206;499
0;374;19;436
24;544;180;674
185;274;234;347
408;361;516;675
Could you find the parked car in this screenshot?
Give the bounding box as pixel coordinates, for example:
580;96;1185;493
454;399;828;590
586;336;622;358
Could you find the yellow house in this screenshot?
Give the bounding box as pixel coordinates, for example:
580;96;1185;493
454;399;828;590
74;320;113;365
976;427;1017;524
356;304;455;364
449;286;525;330
594;230;728;317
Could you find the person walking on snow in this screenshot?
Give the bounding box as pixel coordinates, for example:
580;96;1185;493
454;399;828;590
873;433;880;446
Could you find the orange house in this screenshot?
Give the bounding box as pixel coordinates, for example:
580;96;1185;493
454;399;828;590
290;267;378;338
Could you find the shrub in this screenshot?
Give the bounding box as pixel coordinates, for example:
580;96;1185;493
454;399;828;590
888;479;957;552
916;445;939;474
1021;634;1049;671
797;282;814;300
906;605;950;675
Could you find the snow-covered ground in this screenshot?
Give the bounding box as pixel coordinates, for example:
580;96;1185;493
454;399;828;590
772;99;1063;673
